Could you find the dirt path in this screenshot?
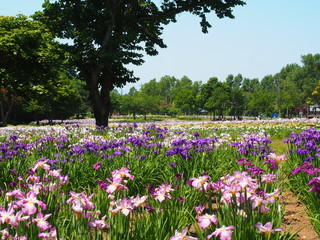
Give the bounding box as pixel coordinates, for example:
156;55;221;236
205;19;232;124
282;191;320;239
271;139;319;239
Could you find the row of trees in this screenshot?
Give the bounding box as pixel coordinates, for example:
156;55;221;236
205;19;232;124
0;15;91;126
2;0;247;126
111;53;320;119
1;15;319;125
1;3;319;125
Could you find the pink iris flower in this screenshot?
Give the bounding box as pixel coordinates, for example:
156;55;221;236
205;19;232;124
5;189;24;201
0;205;19;227
48;169;62;178
16;190;46;215
111;167;134;180
187;175;211;191
194;204;206;214
110;197;134;216
66;191;95;220
255;222;283;236
104;167;135;194
260;173;278;184
207;225;234;240
151;183;174;202
59;174;69;185
16;210;30;223
130;195;148;208
0;228;10;239
170;227;198;240
267;153;286;163
67;191;95;210
32;211;52;231
32;159;51;172
92;161;102;170
250;195;267;210
198;213;218;229
106;176;127;194
0;228;27;240
264;188;283;204
25;175;41;184
38;226;57;239
87;215;110;230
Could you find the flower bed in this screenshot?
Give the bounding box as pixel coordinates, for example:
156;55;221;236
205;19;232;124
0;119;319;239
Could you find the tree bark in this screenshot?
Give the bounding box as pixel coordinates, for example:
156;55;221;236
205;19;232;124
0;95;14;127
83;67;111;127
0;100;4;126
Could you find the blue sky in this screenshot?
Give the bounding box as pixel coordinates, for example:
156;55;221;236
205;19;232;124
1;0;320;93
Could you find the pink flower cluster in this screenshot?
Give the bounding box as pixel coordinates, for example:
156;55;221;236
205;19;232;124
170;170;284;240
212;171;283;214
0;158;69;239
110;195;148;216
66;191;95;219
98;167;134;195
150;183;175;202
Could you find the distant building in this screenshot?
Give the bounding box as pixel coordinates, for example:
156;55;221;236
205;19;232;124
308;104;320;118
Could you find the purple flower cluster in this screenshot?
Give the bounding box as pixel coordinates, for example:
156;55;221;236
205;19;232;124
290;162;320;175
0;140;34;161
165;137;219;160
229;132;272;159
286;128;320;197
285;128;320;162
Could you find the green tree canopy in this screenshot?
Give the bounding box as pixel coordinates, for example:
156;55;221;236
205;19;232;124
36;0;246;126
247;90;273;117
0;15;64;125
197;77;219;110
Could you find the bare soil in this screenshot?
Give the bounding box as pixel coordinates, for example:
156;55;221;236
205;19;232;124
282;191;320;239
270;139;319;239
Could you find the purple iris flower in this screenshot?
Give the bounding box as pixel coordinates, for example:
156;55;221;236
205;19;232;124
72;146;85;155
296;148;309;155
9;135;18;141
290;162;319;175
246;166;265;176
9;169;18;175
175;197;185;203
144;204;155;212
193;132;200;138
237;158;254;167
92;161;103;170
304;156;314;162
113;151;123;156
175;173;184;181
308;177;320;194
263;159;277;170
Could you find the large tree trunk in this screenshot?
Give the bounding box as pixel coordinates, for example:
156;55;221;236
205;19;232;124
83;67;111;127
0;95;14;127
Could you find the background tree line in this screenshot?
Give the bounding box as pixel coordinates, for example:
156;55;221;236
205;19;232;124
2;0;247;126
1;14;320;126
0;15;91;126
111;53;320;120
